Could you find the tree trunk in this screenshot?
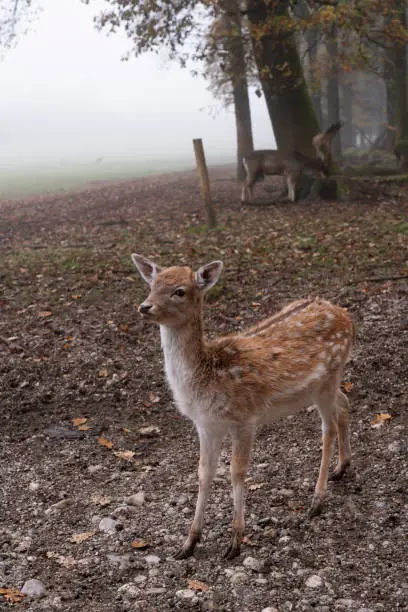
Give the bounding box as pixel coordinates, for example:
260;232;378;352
232;81;254;181
326;31;342;160
228;7;254;181
306;29;323;128
395;1;408;142
384;46;396;130
246;0;319;156
341;80;354;149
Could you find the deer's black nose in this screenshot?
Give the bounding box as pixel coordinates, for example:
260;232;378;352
139;303;153;314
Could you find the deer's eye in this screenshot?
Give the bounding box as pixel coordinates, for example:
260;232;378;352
172;288;185;298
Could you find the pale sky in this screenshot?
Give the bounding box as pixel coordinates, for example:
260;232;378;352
0;0;274;163
0;0;275;167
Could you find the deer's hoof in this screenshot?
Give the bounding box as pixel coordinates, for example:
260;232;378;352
308;505;322;519
308;495;323;518
223;542;241;561
174;547;195;560
328;469;345;482
329;462;350;482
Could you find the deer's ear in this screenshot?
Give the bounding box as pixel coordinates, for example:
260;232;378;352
131;254;161;285
195;261;223;291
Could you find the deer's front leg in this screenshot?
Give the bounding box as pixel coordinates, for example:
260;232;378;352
174;423;224;560
286;174;296;202
224;424;255;560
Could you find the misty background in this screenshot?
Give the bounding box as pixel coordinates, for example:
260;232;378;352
0;0;274;172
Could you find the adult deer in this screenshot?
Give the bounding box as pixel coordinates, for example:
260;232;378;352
241;150;328;203
132;254;353;560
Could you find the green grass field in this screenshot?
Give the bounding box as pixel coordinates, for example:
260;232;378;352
0;158;200;199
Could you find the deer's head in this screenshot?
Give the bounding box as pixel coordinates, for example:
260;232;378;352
132;254;223;328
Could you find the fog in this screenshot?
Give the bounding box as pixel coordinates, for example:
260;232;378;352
0;0;275;170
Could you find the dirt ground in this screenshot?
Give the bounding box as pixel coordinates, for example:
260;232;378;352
0;167;407;611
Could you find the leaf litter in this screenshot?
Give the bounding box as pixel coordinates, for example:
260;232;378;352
1;167;407;611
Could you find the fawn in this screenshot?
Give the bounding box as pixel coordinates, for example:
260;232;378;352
241;150;328;203
132;254;353;560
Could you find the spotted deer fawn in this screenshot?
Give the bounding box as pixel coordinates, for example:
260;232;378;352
132;254;353;560
312;121;344;165
241;150;328;203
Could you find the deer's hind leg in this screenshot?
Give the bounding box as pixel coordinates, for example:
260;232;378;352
286;173;298;202
310;385;339;517
241;172;258;202
329;390;351;481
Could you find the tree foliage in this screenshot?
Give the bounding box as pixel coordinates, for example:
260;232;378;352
297;1;408;77
0;0;35;51
84;0;208;65
202;6;257;107
87;0;408;154
87;0;408;80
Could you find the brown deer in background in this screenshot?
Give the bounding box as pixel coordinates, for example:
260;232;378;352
132;254;354;560
241;150;328;203
312;121;345;165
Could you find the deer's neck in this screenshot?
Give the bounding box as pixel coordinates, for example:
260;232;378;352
160;314;205;394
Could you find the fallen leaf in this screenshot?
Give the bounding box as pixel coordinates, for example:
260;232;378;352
187;579;209;592
77;424;90;431
123;427;131;433
98;436;113;449
72;294;82;299
113;450;136;462
47;551;77;567
344;381;353;393
287;502;304;512
139;425;161;437
0;588;25;603
249;483;265;491
119;323;129;332
71;531;96;544
91;494;112;507
98;368;108;378
370;413;392;429
242;536;259;547
39;311;53;318
148;392;160;403
131;538;151;550
72;417;88;427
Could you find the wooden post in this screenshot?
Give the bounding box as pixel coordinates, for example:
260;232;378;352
192;138;217;229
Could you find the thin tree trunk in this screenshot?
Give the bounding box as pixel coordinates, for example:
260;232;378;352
246;0;319;155
395;1;408;141
227;6;254;181
327;30;342;160
232;78;254;181
384;47;396;129
341;80;354;149
306;29;323;128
